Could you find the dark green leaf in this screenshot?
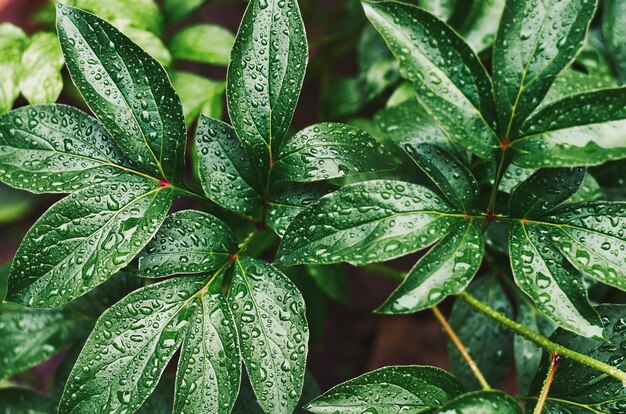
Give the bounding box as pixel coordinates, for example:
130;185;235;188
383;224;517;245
0;260;10;302
305;264;350;305
169;24;234;66
508;168;585;219
276;180;463;266
403;143;479;212
57;3;185;182
171;71;225;127
305;365;465;414
273;123;397;183
19;32;64;105
163;0;205;24
0;387;54;414
52;342;84;405
455;0;505;53
508;222;603;338
493;0;597;136
362;0;499;159
431;390;522;413
58;277;202;414
379;219;483;314
137;377;175;414
0;104;133;193
227;257;309;414
603;0;626;83
227;0;307;171
416;0;456;21
448;274;514;390
62;0;163;34
132;210;236;278
195;116;263;215
120;27;171;67
174;290;241;414
566;173;604;204
513;89;626;167
0;23;28;114
7;175;174;308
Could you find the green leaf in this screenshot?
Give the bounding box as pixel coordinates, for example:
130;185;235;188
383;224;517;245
448;274;514;390
508;168;586;219
513;89;626;167
276;180;463;266
171;71;225;127
305;265;350;305
132;210;236;278
0;387;54;414
273;123;397;183
362;0;499;159
19;32;64;105
566;172;604;204
404;143;479;212
169;24;235;66
120;26;171;67
0;260;10;301
227;257;309;414
174;289;241;414
0;104;134;193
227;0;307;171
195;116;263;215
7;175;174;308
0;184;34;225
431;390;522;414
0;302;92;381
455;0;505;53
163;0;206;24
137;377;175;414
528;305;626;413
378;219;483;314
305;365;464;414
493;0;598;136
61;0;163;34
0;23;28;114
267;183;334;237
57;3;185;183
416;0;457;21
603;0;626;83
508;222;603;338
58;277;201;414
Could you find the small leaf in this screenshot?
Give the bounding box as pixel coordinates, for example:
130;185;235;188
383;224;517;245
19;32;64;105
169;24;235;66
7;175;174;308
305;365;465;414
61;0;163;34
0;387;54;413
508;168;586;219
362;0;499;159
132;210;237;278
58;277;201;414
0;184;34;225
163;0;205;24
305;264;350;306
57;3;185;182
276;180;462;266
431;390;522;413
171;71;225;126
378;219;483;314
403;143;479;212
0;104;133;193
195;116;264;215
0;23;28;113
493;0;597;136
448;275;514;390
227;0;307;171
273;123;397;183
227;257;309;414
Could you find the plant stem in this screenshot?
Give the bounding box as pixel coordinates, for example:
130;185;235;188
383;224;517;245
459;291;626;384
533;353;560;414
482;149;508;231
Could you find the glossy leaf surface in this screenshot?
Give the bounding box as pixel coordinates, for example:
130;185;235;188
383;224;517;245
0;388;54;414
603;0;626;83
267;184;333;237
133;210;236;278
171;71;225;126
169;24;234;66
227;257;309;414
305;366;464;414
456;0;505;53
431;390;522;414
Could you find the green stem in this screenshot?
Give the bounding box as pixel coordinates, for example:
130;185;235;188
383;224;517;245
482;149;508;231
459;291;626;384
533;353;560;414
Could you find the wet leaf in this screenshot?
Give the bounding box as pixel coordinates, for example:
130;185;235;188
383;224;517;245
169;24;235;66
227;257;309;414
305;365;464;414
379;219;483;314
137;377;175;414
276;180;463;266
227;0;307;172
132;210;236;278
19;32;64;105
363;0;499;159
305;264;350;306
273;123;397;183
603;0;626;83
7;175;174;308
171;71;225;126
455;0;505;53
61;0;162;35
57;3;185;183
431;390;522;413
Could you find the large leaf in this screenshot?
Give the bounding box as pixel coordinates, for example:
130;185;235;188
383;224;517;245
58;277;201;414
19;32;64;105
276;180;463;266
603;0;626;83
0;23;28;113
448;275;514;390
513;89;626;167
57;3;186;183
7;175;174;308
61;0;162;34
305;366;465;414
272;123;396;183
132;210;237;278
362;0;499;159
456;0;505;53
174;288;241;414
195;116;263;215
431;391;522;414
0;104;134;193
227;0;307;171
171;71;225;126
227;257;309;414
493;0;598;136
169;24;234;66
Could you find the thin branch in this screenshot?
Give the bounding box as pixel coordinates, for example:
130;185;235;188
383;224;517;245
533;353;560;414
